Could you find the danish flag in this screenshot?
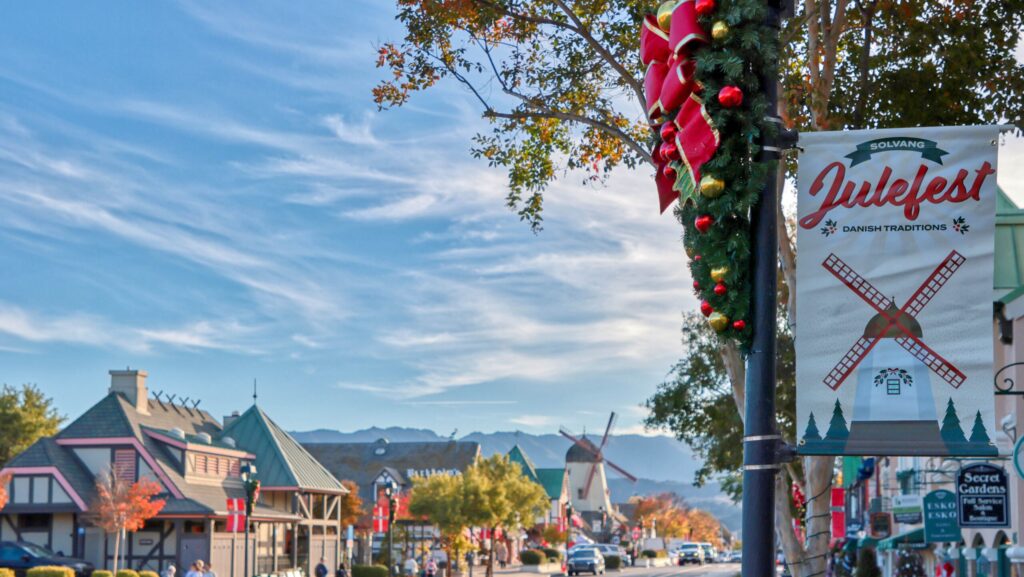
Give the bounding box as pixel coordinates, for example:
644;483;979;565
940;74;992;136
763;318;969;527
225;498;246;532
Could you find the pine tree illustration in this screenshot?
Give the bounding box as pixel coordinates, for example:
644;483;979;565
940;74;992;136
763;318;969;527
940;398;967;445
824;400;849;440
803;412;822;442
968;411;992;444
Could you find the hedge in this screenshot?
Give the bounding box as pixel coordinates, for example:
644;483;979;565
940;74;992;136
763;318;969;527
542;548;562;561
116;570;140;577
27;567;75;577
93;571;114;577
0;568;15;577
641;550;657;559
353;565;389;577
140;571;159;577
520;550;545;566
605;556;621;570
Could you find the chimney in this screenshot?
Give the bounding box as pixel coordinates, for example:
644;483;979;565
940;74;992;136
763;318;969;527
109;369;149;415
223;410;241;428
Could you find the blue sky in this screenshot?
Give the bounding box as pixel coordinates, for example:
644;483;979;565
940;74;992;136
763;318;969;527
0;0;693;435
1;2;1022;437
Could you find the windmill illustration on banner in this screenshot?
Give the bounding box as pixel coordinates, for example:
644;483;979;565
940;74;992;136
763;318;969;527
559;412;637;518
800;249;994;455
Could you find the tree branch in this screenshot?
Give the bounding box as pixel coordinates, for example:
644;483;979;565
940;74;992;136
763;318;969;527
485;109;652;164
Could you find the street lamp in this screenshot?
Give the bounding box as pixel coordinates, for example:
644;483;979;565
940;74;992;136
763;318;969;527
241;463;259;577
564;503;573;575
384;482;399;576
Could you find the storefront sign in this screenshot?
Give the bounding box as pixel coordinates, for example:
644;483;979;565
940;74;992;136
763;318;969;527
923;490;960;542
893;494;924;524
795;125;1002;457
870;512;892;539
957;463;1009;527
1014;435;1024;480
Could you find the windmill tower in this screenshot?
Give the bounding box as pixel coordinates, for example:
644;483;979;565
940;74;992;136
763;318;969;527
559;412;637;521
818;251;967;452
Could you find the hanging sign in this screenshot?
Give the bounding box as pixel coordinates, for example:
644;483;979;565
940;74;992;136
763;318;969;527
1013;435;1024;480
795;125;1002;456
956;463;1009;527
892;494;923;524
870;512;892;539
923;490;960;542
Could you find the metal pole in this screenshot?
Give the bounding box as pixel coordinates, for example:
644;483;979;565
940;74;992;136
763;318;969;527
740;1;786;576
244;517;251;577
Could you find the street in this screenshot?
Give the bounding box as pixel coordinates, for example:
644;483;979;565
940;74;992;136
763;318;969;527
621;563;741;577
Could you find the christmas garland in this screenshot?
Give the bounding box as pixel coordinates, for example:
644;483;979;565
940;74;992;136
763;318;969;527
642;0;777;346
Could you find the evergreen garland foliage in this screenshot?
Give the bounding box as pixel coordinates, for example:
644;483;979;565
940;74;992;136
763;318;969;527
654;0;778;347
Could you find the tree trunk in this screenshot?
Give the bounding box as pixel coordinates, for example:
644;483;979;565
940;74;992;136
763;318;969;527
486;527;496;577
112;528;121;574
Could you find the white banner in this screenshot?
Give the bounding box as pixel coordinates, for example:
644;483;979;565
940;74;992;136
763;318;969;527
795;125;1001;457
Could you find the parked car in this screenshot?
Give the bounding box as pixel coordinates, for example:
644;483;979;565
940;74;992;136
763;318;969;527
0;541;94;577
728;551;742;563
699;543;717;563
677;543;705;565
567;549;606;576
595;544;625;558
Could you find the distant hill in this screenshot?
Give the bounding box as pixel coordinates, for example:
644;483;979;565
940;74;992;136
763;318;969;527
290;427;702;483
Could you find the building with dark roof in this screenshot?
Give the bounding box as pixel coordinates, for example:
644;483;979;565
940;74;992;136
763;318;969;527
0;370;347;577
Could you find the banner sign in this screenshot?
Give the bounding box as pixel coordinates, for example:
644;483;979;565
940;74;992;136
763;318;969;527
795;125;1001;456
893;494;923;524
870;512;892;539
957;463;1009;527
923;490;960;542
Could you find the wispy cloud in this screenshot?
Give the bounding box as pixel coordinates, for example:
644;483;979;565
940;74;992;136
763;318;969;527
510;415;555;427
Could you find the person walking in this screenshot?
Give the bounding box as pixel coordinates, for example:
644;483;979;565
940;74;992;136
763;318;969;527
185;563;201;577
496;542;507;569
403;556;419;577
316;558;330;577
426;558;437;577
336;563;349;577
203;564;217;577
162;564;177;577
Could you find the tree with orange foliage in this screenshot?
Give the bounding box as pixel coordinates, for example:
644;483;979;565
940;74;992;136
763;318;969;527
338;480;365;528
0;472;11;511
684;510;722;548
89;474;165;573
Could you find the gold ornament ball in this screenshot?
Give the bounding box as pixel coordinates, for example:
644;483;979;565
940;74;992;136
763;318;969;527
700;175;725;198
711;21;730;40
708;312;730;332
656;0;677;31
710;266;729;283
685;245;695;258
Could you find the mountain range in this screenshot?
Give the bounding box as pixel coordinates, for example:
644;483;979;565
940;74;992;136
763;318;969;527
290;426;741;531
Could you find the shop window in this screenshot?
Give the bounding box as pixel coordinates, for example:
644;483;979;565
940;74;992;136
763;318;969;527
18;514;51;530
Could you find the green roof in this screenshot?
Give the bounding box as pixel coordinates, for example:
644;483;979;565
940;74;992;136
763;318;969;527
220;405;346;494
535;468;566;500
878;528;925;551
508;445;539;482
996;188;1024;292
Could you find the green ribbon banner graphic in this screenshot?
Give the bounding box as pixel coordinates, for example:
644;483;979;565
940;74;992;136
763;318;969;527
845;137;949;166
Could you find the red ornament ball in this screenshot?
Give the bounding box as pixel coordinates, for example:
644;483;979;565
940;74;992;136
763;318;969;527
714;282;727;296
660;121;677;143
660;140;681;161
652;143;664;164
662;163;677;180
693;280;700;290
718;85;744;108
694;214;714;233
695;0;716;16
700;301;713;317
694;255;702;261
732;320;746;331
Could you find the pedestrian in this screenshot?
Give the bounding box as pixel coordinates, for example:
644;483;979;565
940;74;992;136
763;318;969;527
404;556;419;577
316;558;329;577
336;563;349;577
185;563;201;577
426;558;437;577
204;564;217;577
162;564;177;577
496;542;507;569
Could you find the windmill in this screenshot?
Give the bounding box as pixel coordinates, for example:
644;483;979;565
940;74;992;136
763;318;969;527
819;250;966;448
559;412;637;514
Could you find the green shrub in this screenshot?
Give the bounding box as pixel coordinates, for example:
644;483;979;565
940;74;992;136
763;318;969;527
116;570;140;577
353;565;389;577
520;550;545;565
605;555;622;569
641;550;657;559
27;567;75;577
93;571;114;577
0;568;15;577
542;548;562;561
139;571;159;577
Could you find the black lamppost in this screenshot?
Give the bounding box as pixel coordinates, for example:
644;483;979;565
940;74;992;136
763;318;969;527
564;503;573;575
385;482;398;576
241;463;259;577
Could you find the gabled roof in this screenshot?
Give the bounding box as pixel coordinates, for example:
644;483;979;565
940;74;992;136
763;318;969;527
507;444;538;482
220;405;346;494
4;437;97;509
535;468;567;500
58;393;222;441
996;187;1024;294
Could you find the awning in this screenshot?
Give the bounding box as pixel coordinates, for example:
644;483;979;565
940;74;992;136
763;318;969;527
879;528;927;551
859;536;879;549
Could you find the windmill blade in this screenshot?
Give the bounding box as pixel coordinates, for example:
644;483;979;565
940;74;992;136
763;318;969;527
604;458;639;483
901;250;965;318
895;336;966;388
822;254;894;315
561;427;603;459
599;412;618;451
582;462;599;499
823;336;882;390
